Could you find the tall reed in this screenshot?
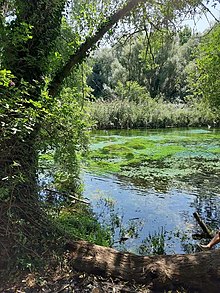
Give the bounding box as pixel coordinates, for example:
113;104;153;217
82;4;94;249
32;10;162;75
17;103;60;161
87;97;219;129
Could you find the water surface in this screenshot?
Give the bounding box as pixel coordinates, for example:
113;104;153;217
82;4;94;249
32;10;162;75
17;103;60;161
83;128;220;254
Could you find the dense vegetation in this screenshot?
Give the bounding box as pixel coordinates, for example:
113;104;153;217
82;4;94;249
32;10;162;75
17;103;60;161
87;26;195;101
88;93;219;129
0;0;220;288
87;24;220;129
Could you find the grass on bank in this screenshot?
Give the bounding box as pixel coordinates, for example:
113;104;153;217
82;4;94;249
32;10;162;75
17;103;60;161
88;97;219;130
57;204;112;247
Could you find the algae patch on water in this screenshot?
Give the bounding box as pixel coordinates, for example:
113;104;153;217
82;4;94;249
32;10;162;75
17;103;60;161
86;136;186;176
85;129;220;190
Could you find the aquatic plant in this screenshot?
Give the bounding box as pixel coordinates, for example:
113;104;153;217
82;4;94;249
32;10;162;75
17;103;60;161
85;129;220;193
138;228;166;255
95;197;144;248
88;98;219;130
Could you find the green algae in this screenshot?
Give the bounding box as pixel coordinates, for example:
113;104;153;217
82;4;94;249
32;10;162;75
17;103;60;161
85;128;220;187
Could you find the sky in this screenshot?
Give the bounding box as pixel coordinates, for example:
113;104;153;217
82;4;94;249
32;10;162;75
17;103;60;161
182;1;220;32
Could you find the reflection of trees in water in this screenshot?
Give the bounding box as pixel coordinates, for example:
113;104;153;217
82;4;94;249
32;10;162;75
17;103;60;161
192;194;220;231
116;161;220;252
183;168;220;231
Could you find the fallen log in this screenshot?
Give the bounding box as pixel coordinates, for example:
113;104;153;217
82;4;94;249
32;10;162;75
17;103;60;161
193;212;214;238
66;240;220;293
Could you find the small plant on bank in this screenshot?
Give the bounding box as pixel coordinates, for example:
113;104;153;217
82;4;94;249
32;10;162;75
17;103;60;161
57;204;112;246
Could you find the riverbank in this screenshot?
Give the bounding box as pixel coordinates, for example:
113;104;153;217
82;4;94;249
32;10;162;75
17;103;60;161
88;98;219;130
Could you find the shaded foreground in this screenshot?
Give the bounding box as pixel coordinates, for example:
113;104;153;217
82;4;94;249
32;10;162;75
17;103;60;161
66;240;220;293
2;240;220;292
2;263;149;293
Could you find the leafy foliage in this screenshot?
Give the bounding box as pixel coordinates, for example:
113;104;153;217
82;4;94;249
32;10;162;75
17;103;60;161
39;72;92;195
87;27;199;102
88;96;219;130
189;23;220;108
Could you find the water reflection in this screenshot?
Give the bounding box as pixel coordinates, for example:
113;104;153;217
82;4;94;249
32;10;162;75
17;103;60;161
83;172;191;254
83;128;220;254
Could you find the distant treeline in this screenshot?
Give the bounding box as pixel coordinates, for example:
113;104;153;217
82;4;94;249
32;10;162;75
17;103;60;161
86;24;220;130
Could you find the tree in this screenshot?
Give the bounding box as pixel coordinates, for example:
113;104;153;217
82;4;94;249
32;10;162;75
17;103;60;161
88;26;198;102
0;0;150;259
179;25;193;45
189;23;220;108
0;0;214;274
87;49;115;97
87;48;130;98
147;29;198;101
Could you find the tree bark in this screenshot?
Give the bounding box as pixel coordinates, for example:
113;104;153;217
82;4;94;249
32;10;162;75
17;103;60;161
66;240;220;293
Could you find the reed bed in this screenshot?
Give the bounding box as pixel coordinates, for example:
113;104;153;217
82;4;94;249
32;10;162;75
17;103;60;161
88;97;219;129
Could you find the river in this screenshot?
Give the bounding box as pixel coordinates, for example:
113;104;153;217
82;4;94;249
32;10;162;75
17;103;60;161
82;128;220;254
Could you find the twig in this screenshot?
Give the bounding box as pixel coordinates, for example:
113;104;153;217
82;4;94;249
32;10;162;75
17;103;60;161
44;188;90;205
200;2;220;24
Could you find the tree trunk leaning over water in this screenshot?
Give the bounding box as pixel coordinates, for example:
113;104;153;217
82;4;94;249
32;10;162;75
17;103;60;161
0;0;152;270
66;240;220;293
48;0;145;97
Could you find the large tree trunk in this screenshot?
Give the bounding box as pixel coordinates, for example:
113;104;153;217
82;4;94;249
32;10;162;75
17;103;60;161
0;135;32;263
0;0;147;271
0;130;51;271
66;240;220;293
0;124;42;208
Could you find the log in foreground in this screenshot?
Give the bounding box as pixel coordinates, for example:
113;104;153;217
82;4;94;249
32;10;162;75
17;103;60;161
66;241;220;292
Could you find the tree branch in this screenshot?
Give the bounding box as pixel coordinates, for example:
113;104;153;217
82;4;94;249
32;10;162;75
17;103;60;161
200;2;220;24
48;0;145;97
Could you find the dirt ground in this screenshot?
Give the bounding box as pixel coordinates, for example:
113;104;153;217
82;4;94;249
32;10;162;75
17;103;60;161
0;253;151;293
1;270;151;293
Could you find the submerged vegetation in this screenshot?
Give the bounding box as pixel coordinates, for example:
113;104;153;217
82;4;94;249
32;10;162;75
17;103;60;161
83;128;220;255
85;128;220;199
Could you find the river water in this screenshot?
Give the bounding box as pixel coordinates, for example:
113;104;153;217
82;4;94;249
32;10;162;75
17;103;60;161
82;128;220;255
